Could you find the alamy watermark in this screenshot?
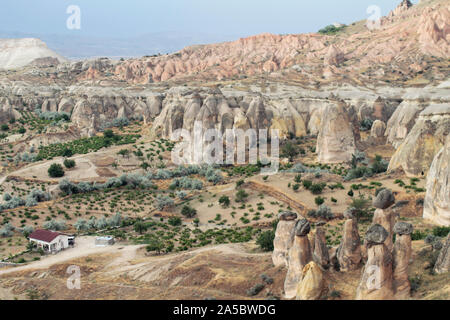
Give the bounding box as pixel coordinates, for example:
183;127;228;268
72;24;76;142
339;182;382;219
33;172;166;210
66;5;81;30
171;121;280;175
366;5;382;31
66;265;81;290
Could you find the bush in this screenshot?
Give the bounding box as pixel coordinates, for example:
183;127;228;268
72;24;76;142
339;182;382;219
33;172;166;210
134;221;148;234
247;283;265;297
302;180;313;190
308;205;334;220
43;219;66;231
22;226;34;238
360;118;374;131
1;124;9;131
48;163;64;178
181;205;197;218
318;24;346;35
310;183;326;194
168;216;182;226
219;196;230;208
155;195;174;210
256;230;275;252
432;226;450;238
235;189;249;202
315;196;325;206
63;159;76;169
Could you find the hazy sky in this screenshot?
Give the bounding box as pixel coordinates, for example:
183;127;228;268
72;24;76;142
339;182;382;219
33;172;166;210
0;0;414;38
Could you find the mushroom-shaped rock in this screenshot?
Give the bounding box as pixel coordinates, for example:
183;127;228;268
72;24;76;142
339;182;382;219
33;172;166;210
434;234;450;275
313;227;330;269
337;217;362;271
284;219;312;299
296;262;325;300
393;222;413;299
272;212;297;267
373;189;395;209
356;224;394;300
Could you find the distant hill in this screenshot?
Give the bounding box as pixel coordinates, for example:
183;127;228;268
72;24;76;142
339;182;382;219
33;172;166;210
0;38;67;70
0;31;241;60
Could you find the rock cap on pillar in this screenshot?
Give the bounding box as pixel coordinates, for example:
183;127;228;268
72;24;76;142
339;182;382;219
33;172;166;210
365;224;389;245
373;189;395;209
393;222;414;235
295;219;311;237
278;211;298;221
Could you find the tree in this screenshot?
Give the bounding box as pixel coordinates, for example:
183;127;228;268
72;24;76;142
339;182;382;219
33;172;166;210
104;129;115;139
140;162;150;171
134;221;147;234
146;238;164;254
168;216;182;226
1;124;9;131
315;196;325;206
257;230;275;252
62;148;73;157
181;205;197;218
281;142;299;162
48;163;64;178
235;189;249;203
117;149;130;158
219;195;230;208
63;159;76;169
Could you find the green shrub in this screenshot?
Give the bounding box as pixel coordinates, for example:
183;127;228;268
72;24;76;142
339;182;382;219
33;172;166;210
63;159;76;169
48;163;64;178
256;230;275;252
315;196;325;206
181;205;197;218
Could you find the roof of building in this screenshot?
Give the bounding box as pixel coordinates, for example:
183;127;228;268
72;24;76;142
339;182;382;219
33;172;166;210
29;229;61;243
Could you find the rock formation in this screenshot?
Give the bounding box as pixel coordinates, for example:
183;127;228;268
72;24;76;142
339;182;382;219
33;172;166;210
370;120;386;138
385;101;427;149
372;189;396;251
312;227;330;269
284;219;312;299
337;208;362;271
388;104;450;177
316;102;356;163
423;136;450;226
272;211;297;267
393;222;413;299
324;45;345;67
296;262;325;300
434;233;450;274
0;38;67;70
356;224;394;300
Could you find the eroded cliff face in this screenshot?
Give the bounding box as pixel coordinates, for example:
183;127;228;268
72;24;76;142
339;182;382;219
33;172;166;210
423;136;450;226
1;80;448;157
388;104;450;177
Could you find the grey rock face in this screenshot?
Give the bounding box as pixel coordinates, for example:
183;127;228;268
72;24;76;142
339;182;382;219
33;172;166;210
393;222;414;235
278;211;298;221
373;189;395;209
365;224;389;246
295;219;311;237
434;234;450;275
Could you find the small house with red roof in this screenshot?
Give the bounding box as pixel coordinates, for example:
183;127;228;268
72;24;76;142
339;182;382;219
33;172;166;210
29;230;70;253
